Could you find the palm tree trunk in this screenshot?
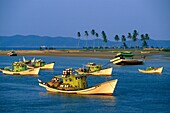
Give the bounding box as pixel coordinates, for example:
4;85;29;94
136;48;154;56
86;37;88;47
93;38;95;48
77;38;80;48
97;37;99;48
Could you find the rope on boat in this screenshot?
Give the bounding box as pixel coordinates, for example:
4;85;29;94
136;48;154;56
102;62;112;68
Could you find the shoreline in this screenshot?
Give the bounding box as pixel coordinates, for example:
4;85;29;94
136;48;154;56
1;50;170;59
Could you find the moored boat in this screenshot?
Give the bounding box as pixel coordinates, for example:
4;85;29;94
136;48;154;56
7;50;17;56
38;68;118;95
138;67;163;74
0;62;40;76
27;59;55;70
75;62;113;76
110;51;144;65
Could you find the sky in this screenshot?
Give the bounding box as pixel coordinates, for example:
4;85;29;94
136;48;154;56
0;0;170;40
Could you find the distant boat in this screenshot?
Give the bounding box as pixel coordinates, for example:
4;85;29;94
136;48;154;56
140;51;150;54
0;62;40;76
38;68;118;95
27;59;55;70
110;51;144;65
75;62;113;76
138;67;163;74
7;50;17;56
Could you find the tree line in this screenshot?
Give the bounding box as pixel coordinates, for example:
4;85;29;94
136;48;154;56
77;30;150;49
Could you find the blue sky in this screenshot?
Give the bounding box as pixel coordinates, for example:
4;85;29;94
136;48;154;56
0;0;170;40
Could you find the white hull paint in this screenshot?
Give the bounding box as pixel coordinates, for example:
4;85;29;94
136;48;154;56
138;67;163;74
0;68;40;76
28;62;55;70
39;79;118;95
76;67;113;76
110;58;144;65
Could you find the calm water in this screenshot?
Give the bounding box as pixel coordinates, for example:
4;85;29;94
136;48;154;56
0;56;170;113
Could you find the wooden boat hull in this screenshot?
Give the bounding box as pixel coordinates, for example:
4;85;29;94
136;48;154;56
0;68;40;76
39;79;118;95
138;67;163;74
28;62;55;70
111;58;144;65
76;67;113;76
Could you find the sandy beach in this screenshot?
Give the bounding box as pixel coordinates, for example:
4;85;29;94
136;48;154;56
1;49;170;59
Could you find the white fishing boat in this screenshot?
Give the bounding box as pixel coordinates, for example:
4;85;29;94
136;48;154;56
110;51;144;65
39;79;117;95
0;62;40;76
27;59;55;70
38;68;117;95
75;62;112;76
140;51;150;54
76;67;113;76
0;68;40;76
138;67;163;74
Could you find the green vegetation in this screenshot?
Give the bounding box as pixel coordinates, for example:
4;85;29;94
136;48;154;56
85;31;89;47
77;32;81;48
76;29;150;50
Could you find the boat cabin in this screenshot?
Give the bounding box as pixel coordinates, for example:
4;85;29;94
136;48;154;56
47;68;87;90
86;62;102;72
146;67;154;70
61;68;87;89
115;52;134;59
34;59;45;67
12;62;27;72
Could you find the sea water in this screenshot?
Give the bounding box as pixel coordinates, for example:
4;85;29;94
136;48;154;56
0;56;170;113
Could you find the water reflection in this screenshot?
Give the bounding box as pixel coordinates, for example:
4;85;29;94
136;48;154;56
41;92;115;99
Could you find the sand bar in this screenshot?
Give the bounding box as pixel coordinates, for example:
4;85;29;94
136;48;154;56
1;49;170;59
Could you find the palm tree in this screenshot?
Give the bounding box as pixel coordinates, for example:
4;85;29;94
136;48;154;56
84;31;89;47
114;35;120;48
127;32;132;48
95;33;99;47
133;30;138;37
77;32;81;48
132;30;139;48
91;29;96;48
142;40;148;48
141;34;145;41
145;33;150;40
101;31;107;48
141;33;150;48
121;35;127;49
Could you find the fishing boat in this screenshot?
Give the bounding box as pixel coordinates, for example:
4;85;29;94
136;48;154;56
7;50;17;56
110;51;144;65
75;62;113;76
140;51;150;54
138;67;163;74
27;59;55;70
38;68;118;95
0;62;40;75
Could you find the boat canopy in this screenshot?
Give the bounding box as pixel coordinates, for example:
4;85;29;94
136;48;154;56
34;59;45;67
115;51;134;59
53;68;87;89
85;62;102;72
146;67;154;70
